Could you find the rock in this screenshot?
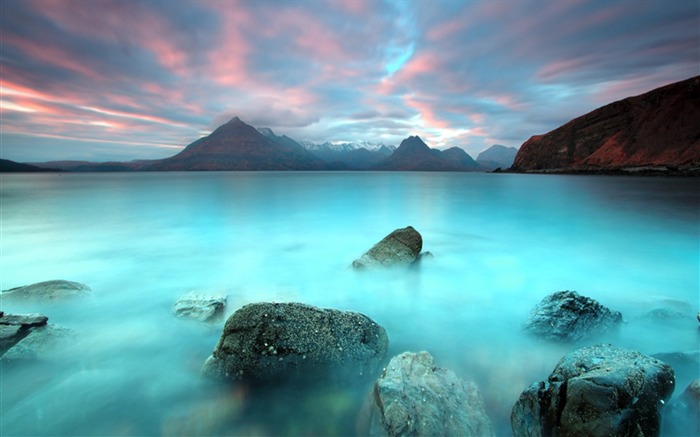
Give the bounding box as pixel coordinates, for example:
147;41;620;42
1;324;76;362
652;351;700;385
511;344;675;437
352;226;423;269
697;311;699;324
523;290;622;342
202;302;388;384
366;351;495;437
0;312;49;356
0;313;49;327
665;379;700;436
1;280;91;302
641;308;687;320
173;292;226;322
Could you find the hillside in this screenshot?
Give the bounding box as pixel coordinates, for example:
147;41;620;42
511;76;700;174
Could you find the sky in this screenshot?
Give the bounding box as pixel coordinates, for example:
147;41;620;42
1;0;698;162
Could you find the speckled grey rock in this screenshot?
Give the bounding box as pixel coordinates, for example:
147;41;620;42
367;351;494;437
202;302;388;384
664;379;700;436
511;344;675;437
352;226;423;269
173;292;226;322
1;280;91;302
523;290;622;342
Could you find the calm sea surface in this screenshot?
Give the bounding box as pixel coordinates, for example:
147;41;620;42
1;172;698;436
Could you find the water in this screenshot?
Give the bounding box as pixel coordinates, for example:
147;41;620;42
1;172;698;436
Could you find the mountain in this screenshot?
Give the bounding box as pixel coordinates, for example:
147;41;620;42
0;159;61;172
30;160;152;172
511;76;700;174
476;145;519;170
301;140;395;169
144;117;326;171
374;136;484;171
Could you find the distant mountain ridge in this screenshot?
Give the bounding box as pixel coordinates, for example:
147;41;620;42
374;136;483;171
143;117;326;171
511;76;700;174
476;145;519;170
296;139;396;169
0;159;61;172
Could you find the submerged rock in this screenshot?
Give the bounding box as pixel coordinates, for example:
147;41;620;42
1;324;76;362
1;280;91;302
523;290;622;342
173;292;226;322
202;302;388;384
0;312;49;355
511;344;675;437
366;351;494;437
665;379;700;436
352;226;423;269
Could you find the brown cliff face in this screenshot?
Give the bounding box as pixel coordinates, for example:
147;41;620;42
512;76;700;172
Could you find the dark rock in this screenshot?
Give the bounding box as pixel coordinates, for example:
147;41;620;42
523;290;622;342
511;344;675;437
652;351;700;387
0;313;49;327
665;379;700;436
0;312;49;356
1;324;76;362
352;226;423;269
173;292;226;322
366;351;495;437
1;280;91;302
202;302;388;384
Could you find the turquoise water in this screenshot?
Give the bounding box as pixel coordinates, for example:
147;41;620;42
1;172;698;436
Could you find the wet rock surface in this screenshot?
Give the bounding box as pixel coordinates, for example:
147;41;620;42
664;379;700;436
511;344;675;437
1;280;91;302
352;226;423;269
173;292;226;322
366;351;494;437
0;312;49;355
523;290;622;342
202;302;388;384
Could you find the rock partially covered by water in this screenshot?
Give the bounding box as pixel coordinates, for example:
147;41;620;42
511;344;675;437
1;324;76;362
366;351;495;437
202;302;388;384
523;290;622;342
0;312;49;355
352;226;423;269
665;379;700;436
173;292;226;322
1;280;91;302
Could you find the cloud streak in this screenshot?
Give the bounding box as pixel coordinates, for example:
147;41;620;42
1;0;697;161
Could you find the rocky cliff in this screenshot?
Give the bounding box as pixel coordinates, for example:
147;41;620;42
511;76;700;174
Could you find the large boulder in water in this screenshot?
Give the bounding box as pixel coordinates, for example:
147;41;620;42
366;351;495;437
1;280;91;303
352;226;423;269
523;290;622;342
201;302;388;384
511;344;675;437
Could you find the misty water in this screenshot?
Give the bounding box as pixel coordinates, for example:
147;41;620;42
1;171;698;436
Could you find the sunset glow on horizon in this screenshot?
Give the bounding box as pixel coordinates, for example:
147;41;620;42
1;0;697;162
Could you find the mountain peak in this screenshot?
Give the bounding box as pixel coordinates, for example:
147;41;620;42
397;135;429;151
